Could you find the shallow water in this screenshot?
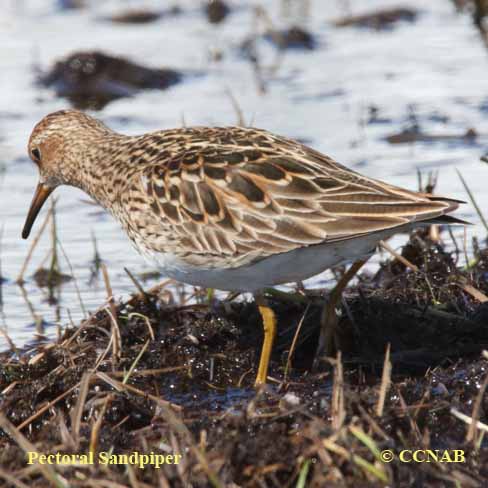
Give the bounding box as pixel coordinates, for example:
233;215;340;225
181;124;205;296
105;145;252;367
1;0;487;350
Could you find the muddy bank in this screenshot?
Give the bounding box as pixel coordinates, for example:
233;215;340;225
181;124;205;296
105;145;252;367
1;229;488;486
40;51;184;110
205;0;230;25
333;6;419;29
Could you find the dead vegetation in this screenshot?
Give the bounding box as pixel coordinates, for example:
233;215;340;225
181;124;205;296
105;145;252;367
1;221;488;486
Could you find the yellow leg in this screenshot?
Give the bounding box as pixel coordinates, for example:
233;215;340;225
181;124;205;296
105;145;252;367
317;259;368;361
254;302;277;386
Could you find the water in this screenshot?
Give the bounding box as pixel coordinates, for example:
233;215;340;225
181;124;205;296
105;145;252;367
1;0;487;350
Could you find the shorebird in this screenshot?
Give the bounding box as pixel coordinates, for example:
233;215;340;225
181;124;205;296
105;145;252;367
22;110;465;385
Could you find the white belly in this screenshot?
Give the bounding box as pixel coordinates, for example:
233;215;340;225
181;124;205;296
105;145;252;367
145;229;394;293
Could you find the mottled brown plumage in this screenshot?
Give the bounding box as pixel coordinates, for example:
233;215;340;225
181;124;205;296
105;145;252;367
24;109;464;291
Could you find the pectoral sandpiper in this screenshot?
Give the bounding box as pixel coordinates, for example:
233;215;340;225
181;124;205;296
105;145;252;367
22;110;465;385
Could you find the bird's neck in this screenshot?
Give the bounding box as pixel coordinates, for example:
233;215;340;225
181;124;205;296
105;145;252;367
71;133;140;211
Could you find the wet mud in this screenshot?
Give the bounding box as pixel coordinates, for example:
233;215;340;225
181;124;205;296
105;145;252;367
334;6;419;30
1;230;488;486
41;51;183;110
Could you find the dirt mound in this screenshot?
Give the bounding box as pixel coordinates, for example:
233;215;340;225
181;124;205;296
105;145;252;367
1;231;487;486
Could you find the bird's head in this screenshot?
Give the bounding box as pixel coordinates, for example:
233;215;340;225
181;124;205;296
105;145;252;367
22;109;111;239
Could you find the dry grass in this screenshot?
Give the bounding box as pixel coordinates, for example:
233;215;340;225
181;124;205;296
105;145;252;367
1;207;488;487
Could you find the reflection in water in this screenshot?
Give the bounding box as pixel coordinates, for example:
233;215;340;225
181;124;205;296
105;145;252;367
18;282;47;339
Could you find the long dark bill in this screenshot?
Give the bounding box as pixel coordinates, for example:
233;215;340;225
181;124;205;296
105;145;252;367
22;182;54;239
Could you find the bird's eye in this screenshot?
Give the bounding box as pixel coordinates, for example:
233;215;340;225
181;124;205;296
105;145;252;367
31;148;41;161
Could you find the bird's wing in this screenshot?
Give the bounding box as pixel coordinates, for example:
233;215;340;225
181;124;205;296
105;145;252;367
124;127;459;269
